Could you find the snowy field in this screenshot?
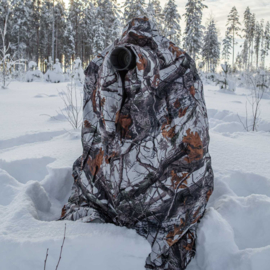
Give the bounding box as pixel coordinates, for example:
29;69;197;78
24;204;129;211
0;81;270;270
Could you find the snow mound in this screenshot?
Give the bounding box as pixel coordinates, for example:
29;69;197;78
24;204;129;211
0;157;55;184
41;166;73;203
0;169;22;206
188;170;270;270
222;171;270;198
208;109;270;133
25;181;52;216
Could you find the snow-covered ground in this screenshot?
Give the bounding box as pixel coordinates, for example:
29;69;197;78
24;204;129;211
0;81;270;270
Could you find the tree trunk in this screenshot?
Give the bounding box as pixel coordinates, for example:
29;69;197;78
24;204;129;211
232;28;235;70
52;0;55;63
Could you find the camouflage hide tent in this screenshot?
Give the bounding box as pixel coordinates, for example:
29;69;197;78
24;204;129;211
60;16;214;270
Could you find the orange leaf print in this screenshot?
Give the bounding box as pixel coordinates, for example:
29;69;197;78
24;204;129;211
189;86;195;97
117;114;133;139
178;107;188;118
174;99;181;109
171;170;189;189
84;120;92;128
184;231;195;251
182;129;203;163
166;224;183;246
60;206;66;218
122;30;128;37
169;42;185;58
206;189;213;202
161;116;176;139
100;97;105;107
137;53;148;71
87;148;104;176
105;151;117;164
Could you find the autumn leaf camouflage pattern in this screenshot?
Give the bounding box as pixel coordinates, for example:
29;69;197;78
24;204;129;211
60;16;214;270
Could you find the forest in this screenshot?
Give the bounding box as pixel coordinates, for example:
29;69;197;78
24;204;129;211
0;0;269;76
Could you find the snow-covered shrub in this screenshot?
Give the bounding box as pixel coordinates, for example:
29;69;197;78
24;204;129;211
198;62;205;70
25;61;43;82
63;67;71;82
28;61;37;70
70;57;85;86
215;62;234;91
0;12;21;89
45;58;65;83
203;72;216;85
227;79;236;91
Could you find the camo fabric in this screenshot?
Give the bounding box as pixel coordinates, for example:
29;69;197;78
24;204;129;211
60;16;214;270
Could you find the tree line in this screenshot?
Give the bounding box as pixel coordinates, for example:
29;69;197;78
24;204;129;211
0;0;269;73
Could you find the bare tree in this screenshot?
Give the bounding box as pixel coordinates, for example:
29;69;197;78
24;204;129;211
237;101;250;131
44;249;49;270
238;71;268;131
0;10;25;89
0;11;11;89
58;81;83;129
44;224;66;270
55;224;66;270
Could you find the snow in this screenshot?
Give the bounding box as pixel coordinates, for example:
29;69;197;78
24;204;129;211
0;80;270;269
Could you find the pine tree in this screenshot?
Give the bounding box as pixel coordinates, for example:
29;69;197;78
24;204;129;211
260;20;270;69
163;0;181;45
243;6;252;70
235;52;242;70
226;6;241;70
54;0;66;63
68;0;84;59
0;0;10;30
32;0;42;65
11;0;35;61
146;0;163;33
222;30;232;61
93;18;106;55
202;19;220;71
63;20;75;71
254;20;263;69
249;13;256;69
183;0;207;60
11;0;29;61
96;0;121;48
81;0;96;62
235;39;248;71
40;0;53;71
122;0;147;24
264;21;270;65
241;39;249;70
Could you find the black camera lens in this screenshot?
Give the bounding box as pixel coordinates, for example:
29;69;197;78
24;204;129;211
110;47;136;71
